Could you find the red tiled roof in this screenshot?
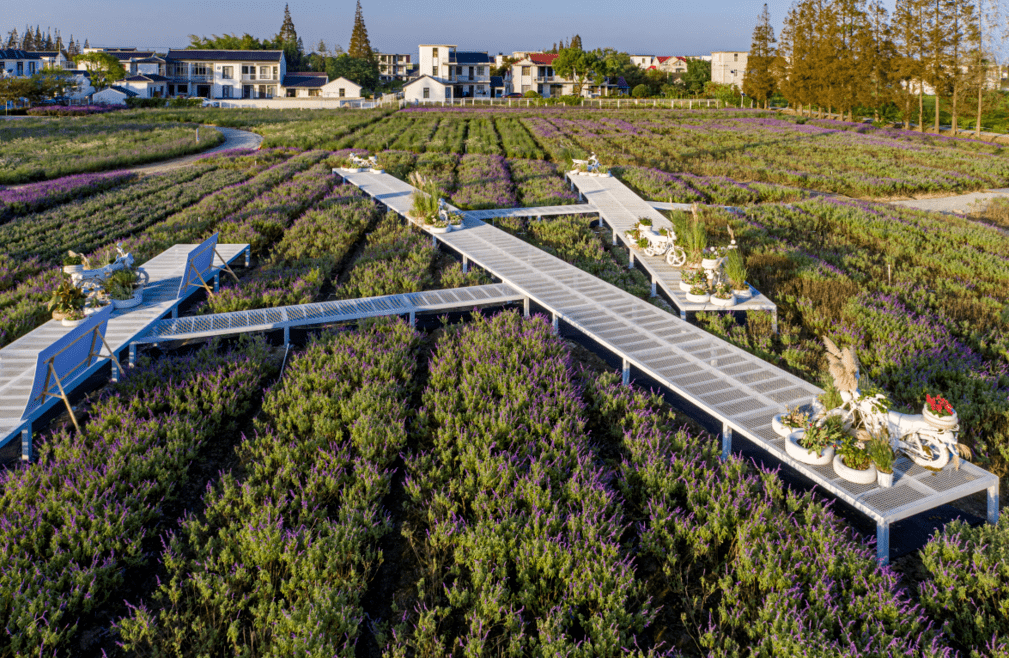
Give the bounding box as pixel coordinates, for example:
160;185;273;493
528;53;558;65
656;56;672;63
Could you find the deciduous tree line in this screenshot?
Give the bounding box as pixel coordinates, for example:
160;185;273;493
744;0;1004;136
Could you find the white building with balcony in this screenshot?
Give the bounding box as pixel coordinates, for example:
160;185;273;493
164;49;286;98
377;53;412;81
509;53;622;98
0;49;42;78
417;45;492;98
711;51;748;89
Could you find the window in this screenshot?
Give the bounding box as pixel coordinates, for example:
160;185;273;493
260;66;269;80
309;89;320;96
242;65;255;80
521;66;530;77
478;66;484;76
456;66;462;75
222;66;233;79
16;62;23;75
468;66;473;78
733;53;738;61
273;66;278;79
177;84;188;94
192;63;207;76
286;88;296;97
222;85;232;98
432;47;438;57
422;87;430;99
339;88;346;97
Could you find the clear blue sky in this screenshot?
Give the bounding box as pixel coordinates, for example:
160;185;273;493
6;0;798;57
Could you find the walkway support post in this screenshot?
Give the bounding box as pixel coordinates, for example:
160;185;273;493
772;309;779;334
21;427;31;462
651;278;657;298
551;312;559;334
622;358;630;385
877;521;890;565
612;230;618;247
680;309;687;322
214;273;220;292
523;298;530;318
409;311;416;327
283;326;290;346
989;484;1000;524
462;255;469;274
245;247;251;268
721;422;732;461
628;251;635;270
129;343;137;367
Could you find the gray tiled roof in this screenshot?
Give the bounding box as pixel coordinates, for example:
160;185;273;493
450;51;492;64
124;74;169;83
0;49;42;60
165;49;284;63
281;73;329;88
107;51;155;61
109;85;139;97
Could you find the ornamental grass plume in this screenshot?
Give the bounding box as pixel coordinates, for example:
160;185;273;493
823;336;859;393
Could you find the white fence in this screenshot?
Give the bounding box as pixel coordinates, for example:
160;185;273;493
399;97;723;110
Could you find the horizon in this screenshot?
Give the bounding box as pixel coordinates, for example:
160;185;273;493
5;0;800;60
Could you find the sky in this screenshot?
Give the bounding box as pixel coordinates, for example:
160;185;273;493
4;0;801;58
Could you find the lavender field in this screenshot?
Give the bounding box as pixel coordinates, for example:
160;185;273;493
1;107;1009;656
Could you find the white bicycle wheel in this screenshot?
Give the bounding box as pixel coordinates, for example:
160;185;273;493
666;246;687;268
905;433;951;470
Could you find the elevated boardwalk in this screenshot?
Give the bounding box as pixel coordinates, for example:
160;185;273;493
569;174;779;321
0;243;249;456
340;169;999;564
132;284;523;348
461;204;596;222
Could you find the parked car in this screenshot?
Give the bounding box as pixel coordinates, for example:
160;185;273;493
504;93;522;98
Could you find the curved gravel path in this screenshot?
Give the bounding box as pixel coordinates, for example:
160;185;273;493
126;126;263;175
889;189;1009;215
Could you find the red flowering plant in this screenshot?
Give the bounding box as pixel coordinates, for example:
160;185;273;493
925;394;955;418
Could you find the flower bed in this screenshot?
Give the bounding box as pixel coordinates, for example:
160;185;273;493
335;212;437;299
0;170;135;221
118;321;419;655
449;153;518;210
0;338;273;655
510;158;578;206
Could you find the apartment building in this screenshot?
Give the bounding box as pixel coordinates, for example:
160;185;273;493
417;44;492;97
377;52;411;81
163;49;286;98
509;53;621;98
711;51;748;88
631;55;689;74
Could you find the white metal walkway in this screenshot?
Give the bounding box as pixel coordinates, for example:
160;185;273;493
0;243;249;456
461;204;596;222
568;174;779;321
340;169;999;564
131;284;523;350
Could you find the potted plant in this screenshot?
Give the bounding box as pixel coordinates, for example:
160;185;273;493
833;435;877;484
62;252;85;276
448;212;463;231
683;211;707;267
867;434;895;488
408;172;440;225
785;418;839;466
711;282;735;307
724;249;750;299
680;267;705;292
636;237;650;251
637;217;654;234
701;246;722;271
48;277;87;327
686;284;709;304
923;393;958;430
427;216;450;234
107;269;145;310
773;404;809;437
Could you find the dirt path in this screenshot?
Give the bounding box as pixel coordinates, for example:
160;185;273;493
889;189;1009;215
126;126;263;175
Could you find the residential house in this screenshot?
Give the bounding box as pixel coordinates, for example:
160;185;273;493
490;75;506;98
402;74;450;103
0;49;42;77
93;85;138;105
319;76;362;99
509;53;620;98
417;45;492;97
66;70;95;99
34;50;72;70
377;53;411;81
631;56;689;75
279;71;360;98
119;74;169;98
711;51;748;88
163;49;286;98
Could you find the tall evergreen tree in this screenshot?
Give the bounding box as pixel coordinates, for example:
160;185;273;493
278;4;298;43
947;0;981;132
54;31;63;53
23;26;34;51
6;29;17;49
858;0;896;120
743;4;778;108
348;1;373;60
34;26;43;51
924;0;950;131
570;34;583;50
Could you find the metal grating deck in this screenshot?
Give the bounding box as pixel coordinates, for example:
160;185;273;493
569;174;779;318
134;284;523;343
340;169;999;564
0;243;249;453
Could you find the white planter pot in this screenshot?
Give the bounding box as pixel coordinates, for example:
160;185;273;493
711;294;736;307
833;454;878;484
428;225;450;234
679;280;693;292
63;264;84;275
370;168;384;174
61;317;84;328
876;470;894;488
785;430;835;466
685;292;709;303
637;224;655;234
590;172;602;177
923;407;958;430
701;258;719;270
112;288;144;310
733;287;752;300
772;414;802;437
